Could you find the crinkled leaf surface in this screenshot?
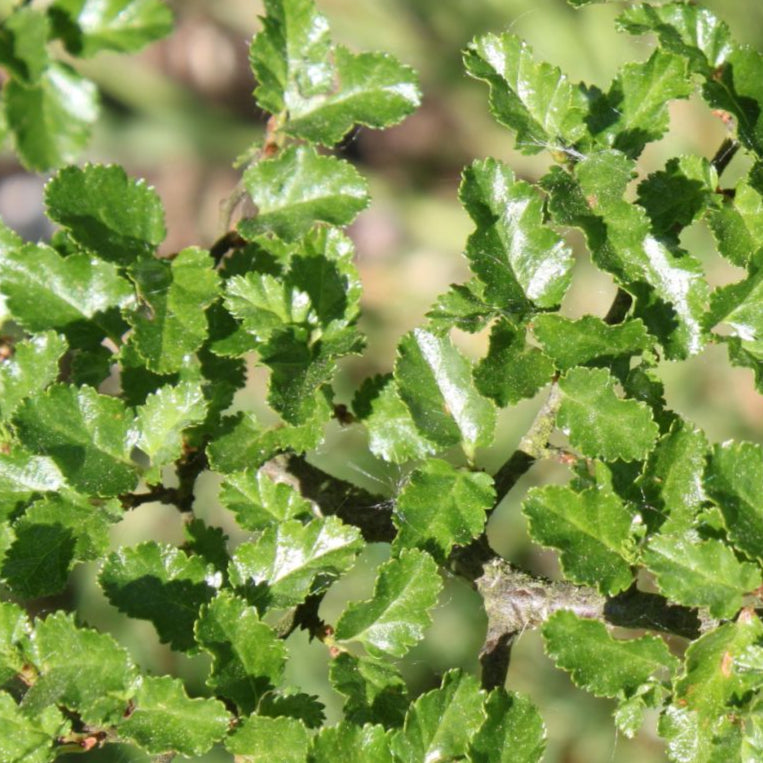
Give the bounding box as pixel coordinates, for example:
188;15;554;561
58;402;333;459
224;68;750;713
335;548;442;658
258;689;325;728
0;244;132;333
126;247;219;373
99;542;219;651
391;670;485;762
643;534;761;619
463;33;588;154
50;0;174;56
460;158;574;310
523;483;634;594
0;692;68;763
0;601;30;685
229;516;363;609
395;329;495;457
426;279;497;334
117;675;230;756
45;164;166;264
0;7;49;84
5;62;98;171
558;367;659;461
14;384;137;496
311;722;391;762
469;689;546;763
393;460;494;560
226;715;309;762
195;591;286;714
543;610;677;698
23;613;137;726
240;145;369;240
0;450;66;501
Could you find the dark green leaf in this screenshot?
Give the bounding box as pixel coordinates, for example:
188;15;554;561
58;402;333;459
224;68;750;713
0;7;49;83
0;601;30;686
558;367;659;461
50;0;174;56
117;674;230;756
542;610;677;698
182;519;229;574
460;158;574;310
226;715;309;762
523;483;634;594
229;516;363;609
393;460;494;560
335;548;442;658
5;63;98;171
240;146;369;240
45;164;166;264
195;591;286;714
14;384;137;496
99;542;219;651
531;315;652;371
426;279;497;334
0;692;68;763
469;689;546;763
311;722;391;762
258;690;325;728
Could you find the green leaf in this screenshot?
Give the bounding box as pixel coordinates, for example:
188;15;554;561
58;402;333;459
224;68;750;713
643;534;761;619
0;601;30;686
329;652;409;728
0;450;66;502
229;516;363;609
522;483;634;595
0;332;67;423
311;722;391;762
23;613;137;726
542;610;677;698
133;381;207;479
469;689;546;763
118;674;230;756
391;670;485;762
0;692;68;763
219;468;314;531
474;320;554;406
558;367;659;461
460;158;574;310
617;3;734;73
4;62;98;171
705;441;763;561
393;460;494;560
395;329;496;458
0;243;133;334
14;384;137;496
195;591;286;714
426;279;497;334
50;0;174;56
239;145;369;240
0;7;49;84
182;519;229;574
334;548;442;658
258;690;325;728
463;32;587;155
45;164;166;264
126;247;220;373
99;542;219;651
226;715;309;762
587;50;691;158
352;375;436;464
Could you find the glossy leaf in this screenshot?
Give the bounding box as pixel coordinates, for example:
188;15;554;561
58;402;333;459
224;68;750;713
229;516;363;609
523;483;634;594
0;450;66;501
393;460;494;560
460;158;574;310
643;534;761;618
463;33;588;154
5;63;98;171
395;329;496;458
45;164;166;264
334;548;442;658
14;384;137;496
311;722;391;762
0;7;49;84
118;674;230;756
543;610;677;698
240;145;369;240
391;670;485;762
126;247;220;374
99;542;219;651
469;689;546;763
50;0;174;56
0;692;68;763
558;367;659;461
226;715;310;762
195;591;286;714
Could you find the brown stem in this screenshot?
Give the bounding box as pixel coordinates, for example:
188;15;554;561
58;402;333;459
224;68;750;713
711;137;740;177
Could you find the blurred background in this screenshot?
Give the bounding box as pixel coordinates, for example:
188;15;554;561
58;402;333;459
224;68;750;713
3;0;763;760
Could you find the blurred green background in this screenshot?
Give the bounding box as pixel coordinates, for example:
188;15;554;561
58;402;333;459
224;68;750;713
3;1;763;761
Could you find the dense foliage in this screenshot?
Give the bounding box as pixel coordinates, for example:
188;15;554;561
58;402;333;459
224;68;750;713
2;0;763;760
